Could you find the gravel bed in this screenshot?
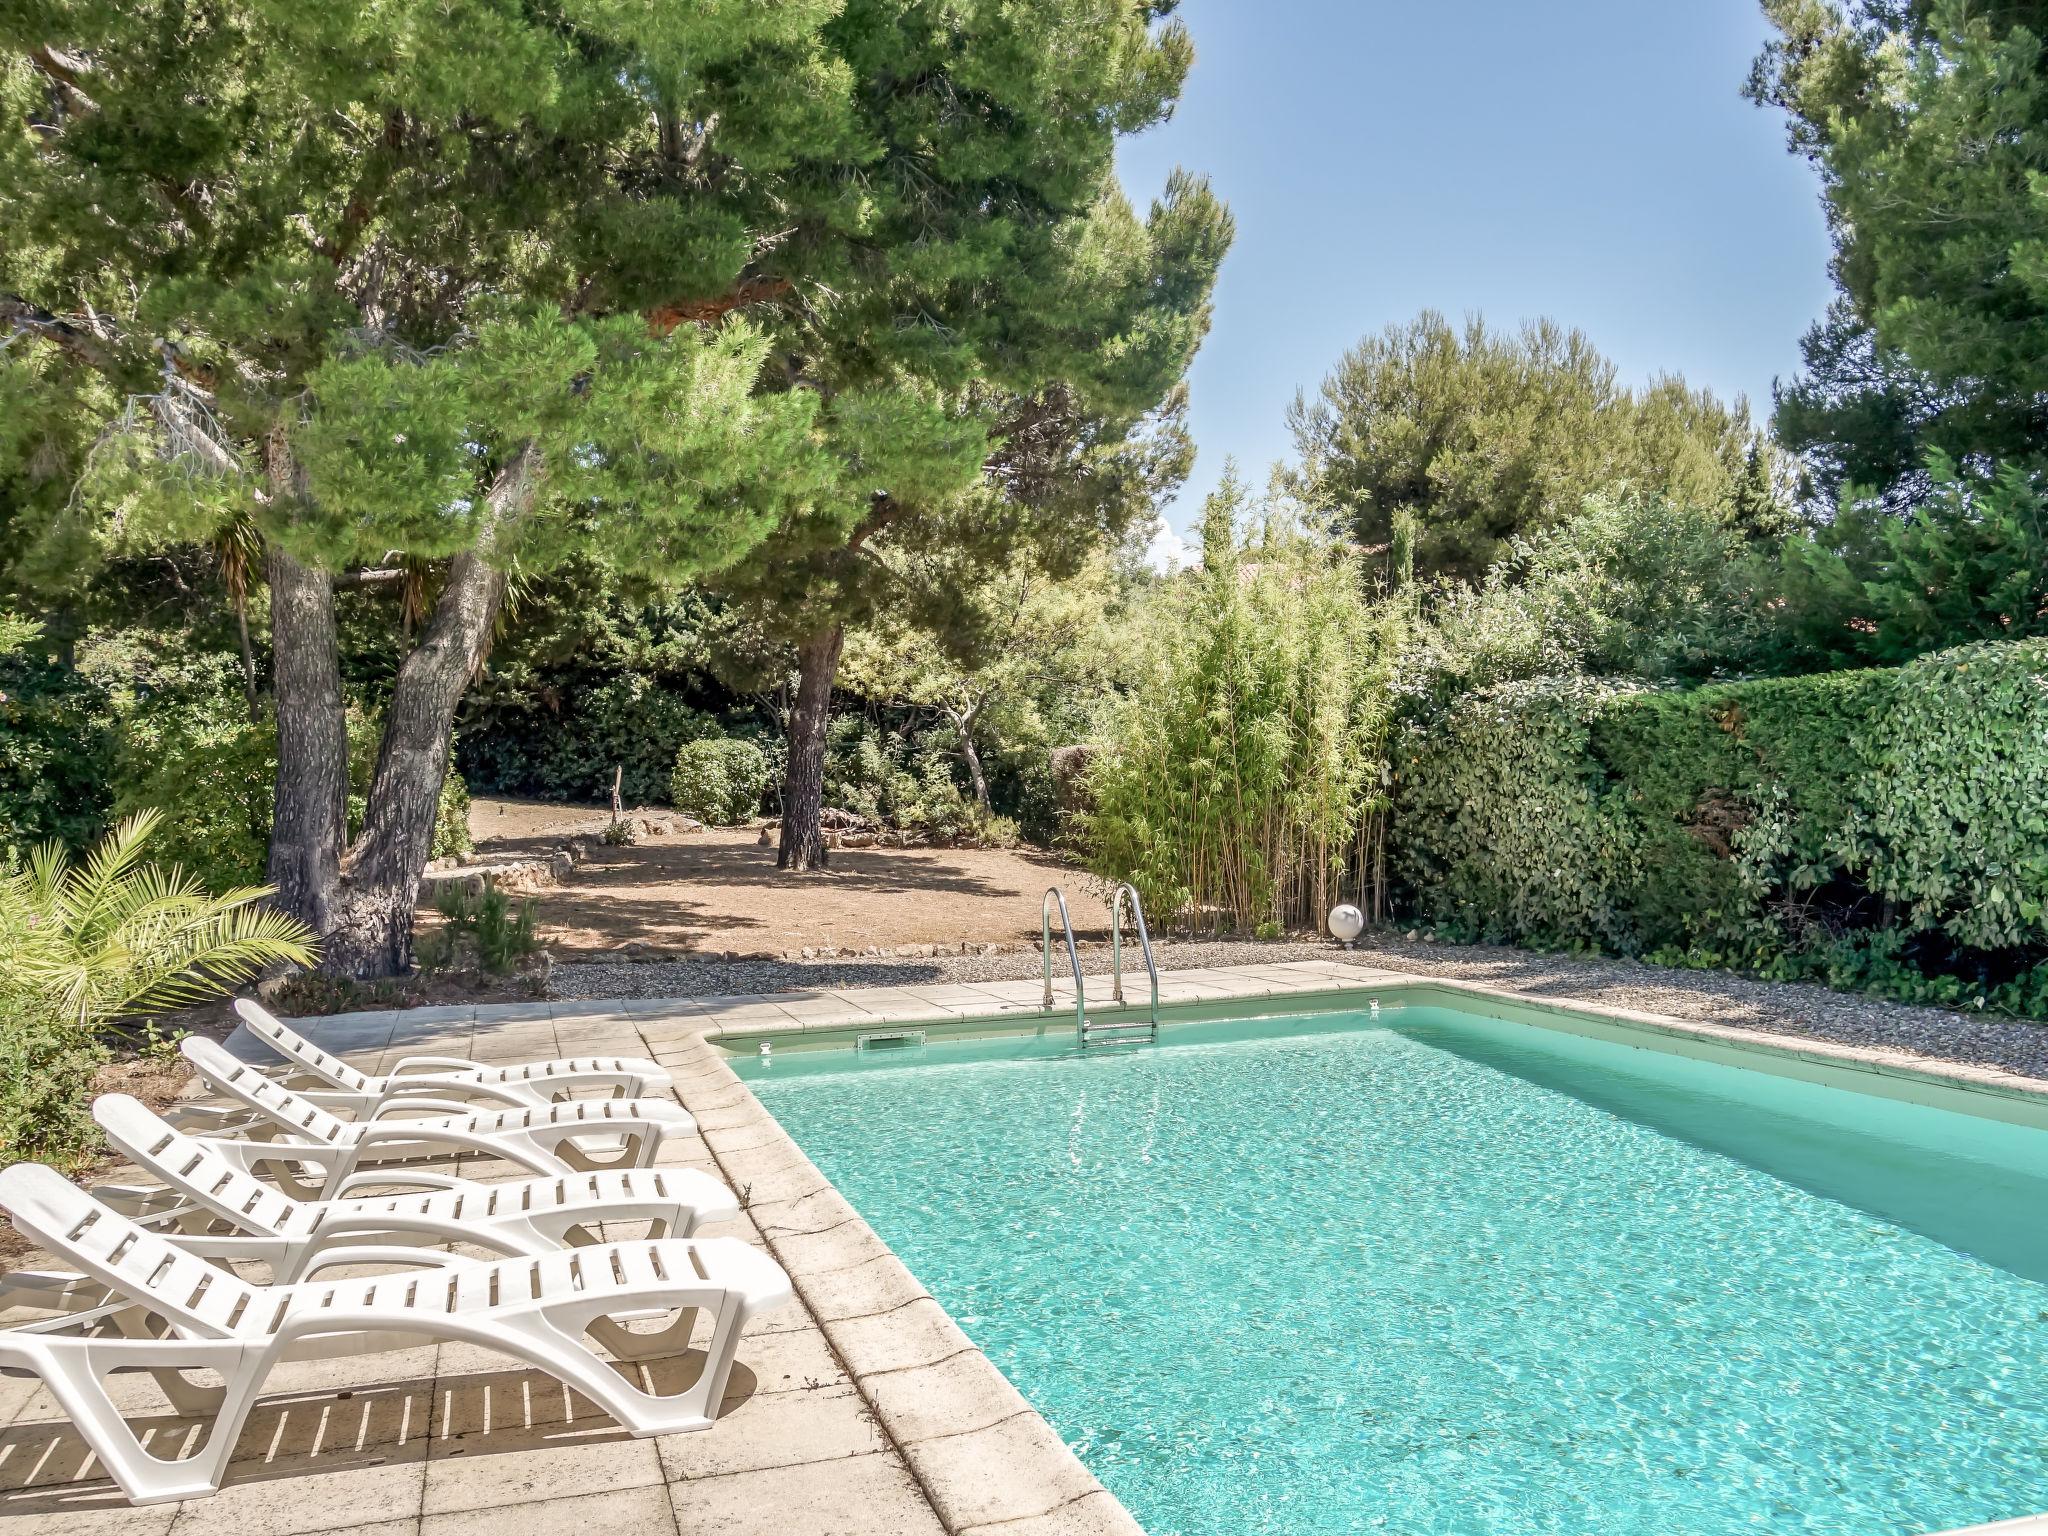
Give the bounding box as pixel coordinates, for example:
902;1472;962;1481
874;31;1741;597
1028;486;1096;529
553;933;2048;1082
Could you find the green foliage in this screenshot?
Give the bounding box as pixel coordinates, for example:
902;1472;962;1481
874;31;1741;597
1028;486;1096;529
0;1003;104;1171
419;879;537;975
118;705;472;891
1082;468;1404;932
1761;458;2048;672
1287;312;1791;582
1398;494;1768;709
115;706;279;890
462;673;717;806
0;809;317;1165
1752;0;2048;508
2;809;320;1024
669;738;769;826
1397;640;2048;1014
0;645;115;859
0;612;38;656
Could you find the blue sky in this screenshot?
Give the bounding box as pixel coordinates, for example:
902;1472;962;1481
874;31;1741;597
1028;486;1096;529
1114;0;1837;565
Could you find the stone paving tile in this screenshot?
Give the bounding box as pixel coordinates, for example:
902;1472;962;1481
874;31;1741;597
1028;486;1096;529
652;1385;884;1481
165;1439;430;1536
897;1411;1101;1531
958;1488;1145;1536
668;1452;944;1536
419;1482;675;1536
422;1427;663;1516
0;1497;184;1535
862;1350;1034;1444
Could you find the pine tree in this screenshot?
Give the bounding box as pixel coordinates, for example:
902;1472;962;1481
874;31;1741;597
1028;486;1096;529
702;48;1233;871
1285;313;1786;584
1749;0;2048;502
2;1;1228;957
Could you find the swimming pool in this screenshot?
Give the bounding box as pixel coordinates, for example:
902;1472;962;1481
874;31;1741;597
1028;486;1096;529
734;1003;2048;1535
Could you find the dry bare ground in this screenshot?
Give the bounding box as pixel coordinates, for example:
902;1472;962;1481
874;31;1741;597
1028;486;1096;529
469;796;1114;958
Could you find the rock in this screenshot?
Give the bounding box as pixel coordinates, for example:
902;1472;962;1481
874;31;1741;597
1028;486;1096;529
839;831;878;849
254;961;304;1002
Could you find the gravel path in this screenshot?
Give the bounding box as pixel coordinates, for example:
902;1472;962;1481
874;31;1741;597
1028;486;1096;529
553;933;2048;1083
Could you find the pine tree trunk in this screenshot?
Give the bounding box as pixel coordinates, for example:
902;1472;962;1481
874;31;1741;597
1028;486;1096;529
321;546;509;977
264;545;349;935
319;446;534;978
777;624;844;873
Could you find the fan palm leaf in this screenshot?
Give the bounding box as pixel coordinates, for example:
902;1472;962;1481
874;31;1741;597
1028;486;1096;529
1;811;319;1031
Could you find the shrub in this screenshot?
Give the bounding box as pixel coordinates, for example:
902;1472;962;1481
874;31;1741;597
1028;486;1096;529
459;672;716;805
0;1002;105;1170
418;878;537;974
669;737;769;825
1395;639;2048;1013
0;649;115;860
434;770;474;861
116;707;278;888
825;714;889;821
0;811;317;1168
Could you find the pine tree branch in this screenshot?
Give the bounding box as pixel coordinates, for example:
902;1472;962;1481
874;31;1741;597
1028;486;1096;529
2;294;122;373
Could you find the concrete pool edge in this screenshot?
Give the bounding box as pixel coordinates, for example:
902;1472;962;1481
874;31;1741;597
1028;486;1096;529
701;961;2048;1131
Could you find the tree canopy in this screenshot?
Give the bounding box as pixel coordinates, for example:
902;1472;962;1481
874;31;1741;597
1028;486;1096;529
3;0;1229;959
1285;312;1788;584
1750;0;2048;503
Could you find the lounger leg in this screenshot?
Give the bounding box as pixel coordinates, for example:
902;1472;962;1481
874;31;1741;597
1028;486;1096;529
108;1311;229;1417
583;1306;700;1363
26;1340;263;1505
686;1294;749;1419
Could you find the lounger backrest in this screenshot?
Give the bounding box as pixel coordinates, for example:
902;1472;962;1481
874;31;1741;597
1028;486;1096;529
91;1094;301;1236
180;1036;349;1145
0;1163;265;1339
232;999;373;1095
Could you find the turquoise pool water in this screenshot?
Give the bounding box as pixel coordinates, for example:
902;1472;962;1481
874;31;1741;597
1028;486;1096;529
735;1007;2048;1535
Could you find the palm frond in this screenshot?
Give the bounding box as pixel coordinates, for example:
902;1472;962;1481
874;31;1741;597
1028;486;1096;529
0;812;318;1031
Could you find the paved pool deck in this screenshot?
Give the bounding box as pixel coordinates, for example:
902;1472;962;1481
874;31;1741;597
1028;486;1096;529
4;957;2046;1536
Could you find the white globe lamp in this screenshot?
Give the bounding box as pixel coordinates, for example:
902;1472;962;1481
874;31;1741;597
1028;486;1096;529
1327;903;1365;946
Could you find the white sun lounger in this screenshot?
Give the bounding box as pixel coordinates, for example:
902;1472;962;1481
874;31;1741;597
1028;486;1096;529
90;1094;740;1283
231;998;673;1112
0;1162;789;1505
180;1037;693;1197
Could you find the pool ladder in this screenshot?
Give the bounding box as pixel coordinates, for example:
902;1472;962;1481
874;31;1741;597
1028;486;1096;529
1042;884;1160;1049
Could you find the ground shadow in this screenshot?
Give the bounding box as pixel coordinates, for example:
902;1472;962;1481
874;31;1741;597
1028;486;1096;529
0;1351;760;1512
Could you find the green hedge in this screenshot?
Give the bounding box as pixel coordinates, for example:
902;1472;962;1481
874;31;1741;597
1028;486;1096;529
1396;639;2048;1013
116;708;473;891
459;673;718;805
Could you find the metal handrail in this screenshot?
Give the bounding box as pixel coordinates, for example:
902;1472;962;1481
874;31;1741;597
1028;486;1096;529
1041;887;1086;1032
1109;882;1160;1028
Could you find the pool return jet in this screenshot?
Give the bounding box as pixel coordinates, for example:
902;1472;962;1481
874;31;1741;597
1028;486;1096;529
1042;884;1161;1049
